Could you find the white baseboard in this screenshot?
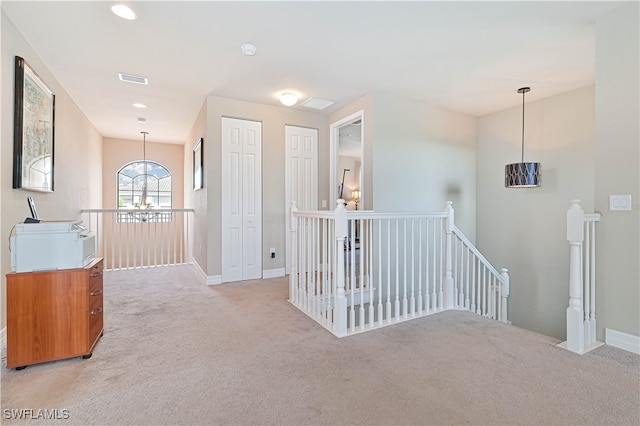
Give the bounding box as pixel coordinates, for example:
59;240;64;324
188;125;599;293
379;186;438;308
191;258;222;286
192;258;206;281
263;268;285;279
605;328;640;355
206;275;222;286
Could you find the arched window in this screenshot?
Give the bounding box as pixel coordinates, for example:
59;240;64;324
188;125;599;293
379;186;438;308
117;161;172;222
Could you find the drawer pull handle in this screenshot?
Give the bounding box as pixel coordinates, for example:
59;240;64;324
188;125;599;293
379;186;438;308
90;271;103;277
90;289;103;296
91;307;103;315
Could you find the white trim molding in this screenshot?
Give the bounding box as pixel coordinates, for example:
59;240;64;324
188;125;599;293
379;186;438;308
263;268;286;279
605;328;640;355
1;327;6;352
192;258;222;286
207;275;222;286
192;258;206;282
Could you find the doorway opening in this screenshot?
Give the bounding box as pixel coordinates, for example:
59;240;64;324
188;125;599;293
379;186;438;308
330;110;364;211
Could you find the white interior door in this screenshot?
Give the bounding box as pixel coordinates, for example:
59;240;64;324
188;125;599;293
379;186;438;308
222;117;262;282
285;125;318;274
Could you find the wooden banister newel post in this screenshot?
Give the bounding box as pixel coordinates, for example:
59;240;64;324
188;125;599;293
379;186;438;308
566;199;584;353
289;201;298;304
334;199;348;336
444;201;455;309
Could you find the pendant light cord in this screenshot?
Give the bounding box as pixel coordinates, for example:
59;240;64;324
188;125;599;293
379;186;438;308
521;89;525;163
141;131;149;205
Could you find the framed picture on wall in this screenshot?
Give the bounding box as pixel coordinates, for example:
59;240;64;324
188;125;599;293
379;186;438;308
13;56;55;192
193;138;203;190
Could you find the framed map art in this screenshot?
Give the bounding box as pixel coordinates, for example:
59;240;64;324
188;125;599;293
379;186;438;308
13;56;55;192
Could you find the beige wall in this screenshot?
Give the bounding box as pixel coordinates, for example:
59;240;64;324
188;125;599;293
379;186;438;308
102;137;184;210
372;93;477;239
201;96;328;277
184;101;208;272
594;3;640;339
1;11;103;331
477;86;595;340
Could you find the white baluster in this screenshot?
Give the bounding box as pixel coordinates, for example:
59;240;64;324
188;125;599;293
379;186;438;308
334;199;348;336
351;218;357;331
410;218;416;316
359;218;366;330
386;219;392;322
583;221;591;345
431;218;437;311
566;199;585;353
395;219;400;320
418;218;423;315
367;219;374;328
402;219;408;319
458;239;464;307
289;202;298;304
589;220;597;344
465;246;470;309
377;220;384;325
444;202;455;309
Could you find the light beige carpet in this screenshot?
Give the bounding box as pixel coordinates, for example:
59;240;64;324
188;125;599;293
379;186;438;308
1;264;639;425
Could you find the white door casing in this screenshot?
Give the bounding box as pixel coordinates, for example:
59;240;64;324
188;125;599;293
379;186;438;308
222;117;262;282
285;125;318;274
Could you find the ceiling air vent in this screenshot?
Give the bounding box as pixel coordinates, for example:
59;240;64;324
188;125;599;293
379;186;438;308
301;97;334;110
118;73;148;85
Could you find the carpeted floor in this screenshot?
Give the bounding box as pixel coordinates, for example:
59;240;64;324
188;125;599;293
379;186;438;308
1;264;639;425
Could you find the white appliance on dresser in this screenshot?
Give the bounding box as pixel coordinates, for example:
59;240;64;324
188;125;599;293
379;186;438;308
10;220;96;272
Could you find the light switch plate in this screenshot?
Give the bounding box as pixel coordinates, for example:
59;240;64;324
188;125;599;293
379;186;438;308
609;194;632;211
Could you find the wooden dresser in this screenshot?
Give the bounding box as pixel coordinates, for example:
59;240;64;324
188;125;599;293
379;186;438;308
6;258;104;369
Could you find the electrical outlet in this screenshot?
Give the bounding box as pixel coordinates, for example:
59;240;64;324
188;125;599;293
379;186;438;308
270;247;276;259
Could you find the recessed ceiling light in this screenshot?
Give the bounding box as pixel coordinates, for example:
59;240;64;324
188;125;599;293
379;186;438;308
241;43;257;56
301;97;334;110
133;102;147;108
111;4;137;20
280;92;298;106
118;73;148;85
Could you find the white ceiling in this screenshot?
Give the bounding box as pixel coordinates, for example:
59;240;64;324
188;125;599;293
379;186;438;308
2;1;627;144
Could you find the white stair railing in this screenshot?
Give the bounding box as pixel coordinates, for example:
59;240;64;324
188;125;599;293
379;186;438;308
450;223;510;321
289;200;510;337
560;200;603;354
81;208;194;270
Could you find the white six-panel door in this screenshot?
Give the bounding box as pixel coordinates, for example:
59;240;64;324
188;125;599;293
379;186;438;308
222;117;262;282
285;125;318;274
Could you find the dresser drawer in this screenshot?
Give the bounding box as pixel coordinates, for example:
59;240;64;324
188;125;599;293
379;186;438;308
88;260;103;293
89;309;103;345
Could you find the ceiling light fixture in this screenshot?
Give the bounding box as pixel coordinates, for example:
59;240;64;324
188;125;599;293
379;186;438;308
133;102;147;109
280;92;298;107
241;43;257;56
505;87;541;188
111;4;137;20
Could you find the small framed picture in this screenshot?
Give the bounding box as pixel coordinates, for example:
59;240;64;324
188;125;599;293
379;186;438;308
193;138;203;190
13;56;55;192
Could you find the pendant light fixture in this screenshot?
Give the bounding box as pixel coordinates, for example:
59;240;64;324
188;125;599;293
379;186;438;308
505;87;541;188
